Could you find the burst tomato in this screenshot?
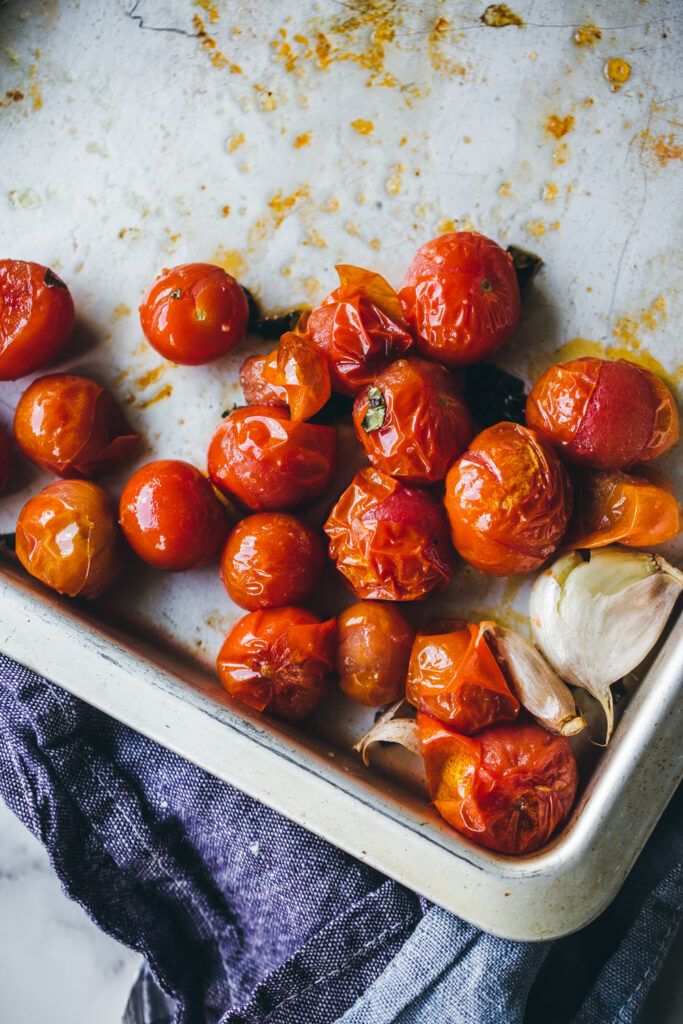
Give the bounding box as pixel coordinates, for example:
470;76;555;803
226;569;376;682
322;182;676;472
526;357;679;468
139;262;249;365
208;405;336;511
444;422;572;576
418;714;578;854
324;466;456;601
0;260;75;380
398;232;520;367
239;353;288;407
353;358;473;484
119;460;228;571
220;512;327;610
16;480;122;598
336;601;415;706
0;425;12;492
217;607;336;721
567;466;682;549
13;374;140;479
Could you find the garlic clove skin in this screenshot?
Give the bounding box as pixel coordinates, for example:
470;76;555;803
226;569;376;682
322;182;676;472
353;699;421;765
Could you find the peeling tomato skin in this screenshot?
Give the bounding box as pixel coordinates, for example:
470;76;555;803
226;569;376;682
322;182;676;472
566;466;682;549
239;354;288;407
0;425;13;493
0;260;75;380
336;601;415;706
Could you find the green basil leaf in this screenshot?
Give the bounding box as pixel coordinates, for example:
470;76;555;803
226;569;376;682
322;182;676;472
362;386;386;432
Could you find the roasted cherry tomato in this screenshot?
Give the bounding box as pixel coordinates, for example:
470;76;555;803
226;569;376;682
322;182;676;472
406;622;519;733
119;460;228;571
0;425;12;493
0;260;75;380
13;374;140;479
239;353;288;407
444;422;572;576
324;466;456;601
567;466;682;549
418;714;578;854
526;357;679;469
208;405;336;511
16;480;122;598
305;265;413;395
216;606;336;721
398;232;521;367
353;358;473;484
139;262;249;365
336;601;415;706
220;512;326;611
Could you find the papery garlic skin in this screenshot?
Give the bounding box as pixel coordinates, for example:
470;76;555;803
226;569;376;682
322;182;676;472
353;699;421;765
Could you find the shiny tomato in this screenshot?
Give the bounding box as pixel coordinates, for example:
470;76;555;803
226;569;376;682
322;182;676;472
568;466;682;549
0;260;75;380
324;466;456;601
220;512;326;610
353;358;473;484
13;374;140;479
0;425;12;493
336;601;415;706
398;232;520;367
444;423;572;576
216;607;336;721
305;265;413;395
208;405;336;511
239;353;288;407
526;357;679;468
16;480;122;598
139;262;249;365
119;460;228;571
268;332;331;422
406;623;519;733
418;714;578;854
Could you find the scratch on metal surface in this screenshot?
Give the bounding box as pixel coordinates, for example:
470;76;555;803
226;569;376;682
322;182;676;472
126;0;198;37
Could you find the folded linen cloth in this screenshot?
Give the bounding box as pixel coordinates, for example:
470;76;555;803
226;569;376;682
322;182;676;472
0;652;680;1024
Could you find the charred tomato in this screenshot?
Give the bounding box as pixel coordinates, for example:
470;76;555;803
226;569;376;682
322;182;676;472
0;260;75;380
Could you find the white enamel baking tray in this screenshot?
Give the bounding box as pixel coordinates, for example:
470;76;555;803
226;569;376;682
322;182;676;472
1;0;682;939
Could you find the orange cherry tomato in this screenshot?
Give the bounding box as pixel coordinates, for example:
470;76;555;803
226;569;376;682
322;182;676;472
567;466;682;549
444;422;572;576
267;332;331;422
0;260;75;380
305;265;413;395
418;713;578;854
119;460;228;571
0;425;12;492
220;512;326;611
398;232;520;367
353;358;473;484
324;466;456;601
526;357;679;469
139;262;249;365
240;353;288;407
208;405;336;511
217;606;336;721
336;601;415;706
16;480;122;598
406;623;519;733
13;374;140;479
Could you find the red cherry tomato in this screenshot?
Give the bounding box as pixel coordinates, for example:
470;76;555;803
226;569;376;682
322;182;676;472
444;422;572;576
0;425;13;492
240;353;288;407
16;480;122;598
0;260;75;380
353;358;473;484
324;466;456;601
13;374;139;479
526;357;679;468
418;714;578;854
216;607;336;721
119;460;228;571
398;232;521;367
336;601;415;706
139;262;249;365
305;265;413;395
208;405;336;511
220;512;326;610
567;466;682;549
406;623;519;733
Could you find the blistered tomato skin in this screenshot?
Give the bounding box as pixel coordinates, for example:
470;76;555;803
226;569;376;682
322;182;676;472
139;263;249;366
567;467;682;549
418;714;578;855
16;480;122;598
324;466;456;601
208;405;336;512
0;260;75;380
444;422;572;576
353;358;473;484
398;233;521;367
119;460;228;571
336;601;415;706
220;513;327;611
216;607;336;721
14;374;140;479
526;357;680;468
0;425;13;493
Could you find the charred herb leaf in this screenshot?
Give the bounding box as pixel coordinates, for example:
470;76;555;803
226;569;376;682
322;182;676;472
308;391;355;426
464;363;527;428
43;267;67;289
253;309;308;340
0;533;16;552
361;386;387;432
221;403;242;418
241;287;261;332
506;245;543;294
170;288;181;299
